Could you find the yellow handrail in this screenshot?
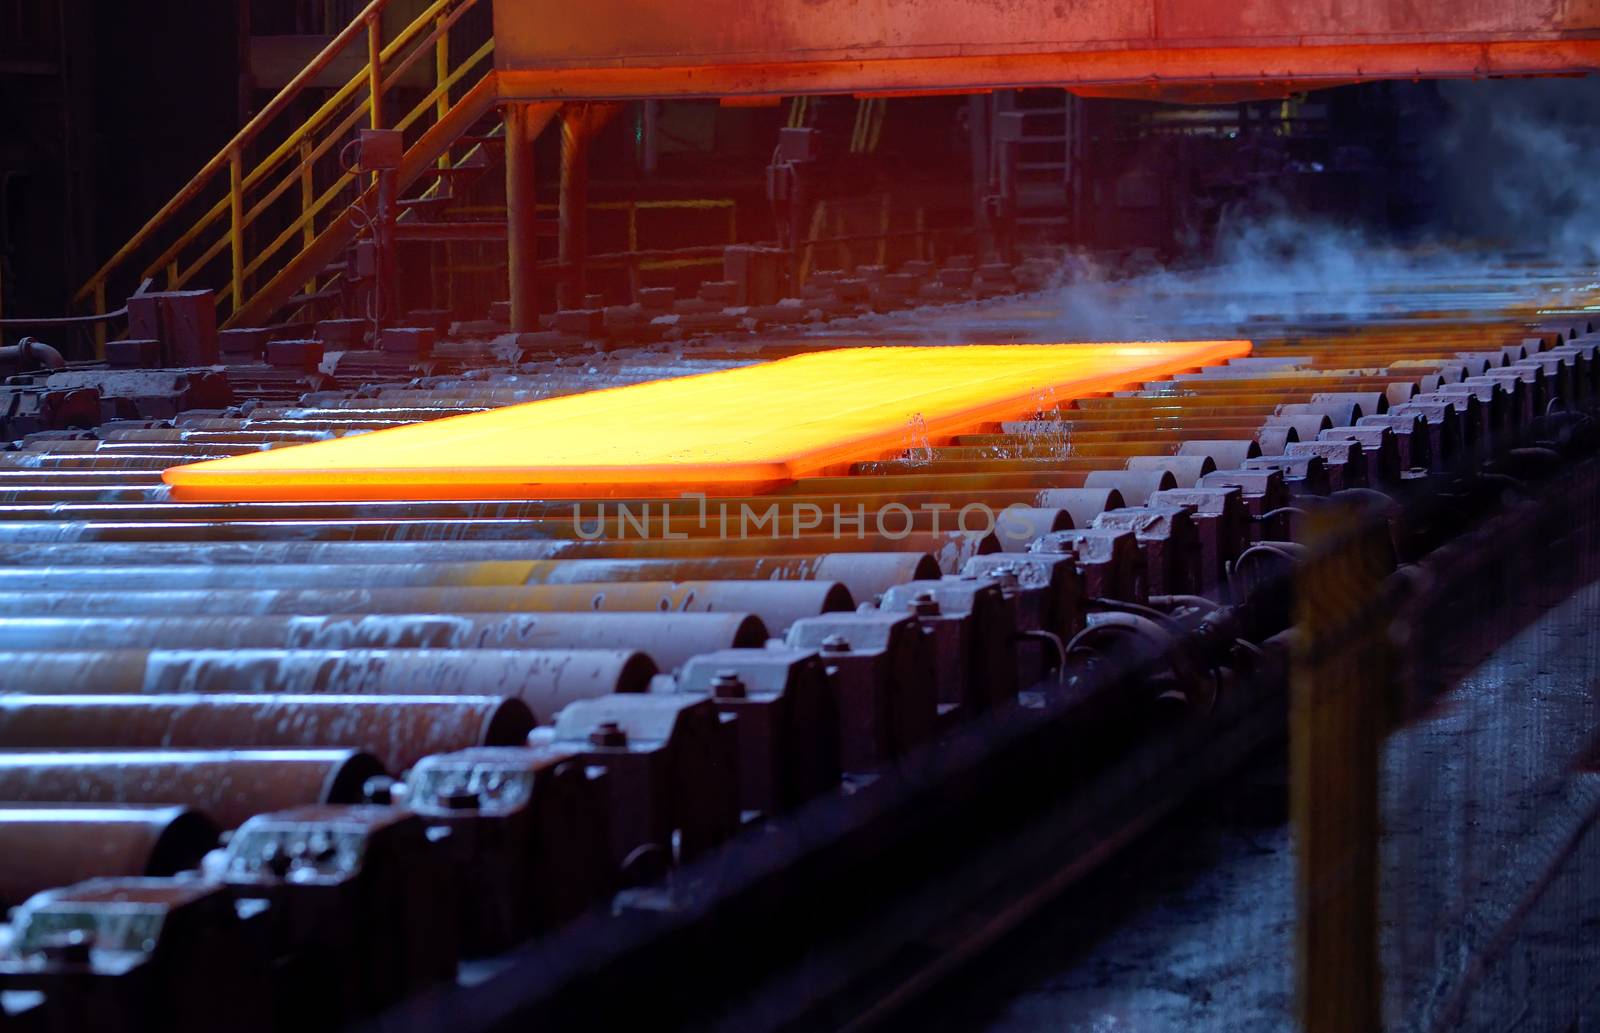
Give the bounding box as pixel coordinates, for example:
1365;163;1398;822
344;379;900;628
73;0;391;304
171;33;495;304
247;42;497;300
173;0;482;298
231;73;514;329
134;0;463;290
75;0;492;321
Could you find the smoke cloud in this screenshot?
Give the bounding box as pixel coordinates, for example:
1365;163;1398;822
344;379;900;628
1431;77;1600;263
933;78;1600;343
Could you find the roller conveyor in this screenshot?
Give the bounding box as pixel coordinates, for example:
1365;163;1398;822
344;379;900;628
2;250;1598;1033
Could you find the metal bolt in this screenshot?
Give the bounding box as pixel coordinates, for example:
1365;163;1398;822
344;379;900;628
911;590;942;617
988;564;1021;589
820;634;852;653
588;720;629;748
710;669;747;698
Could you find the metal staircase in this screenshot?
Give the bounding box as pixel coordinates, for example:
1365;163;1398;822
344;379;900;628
73;0;504;334
991;89;1081;251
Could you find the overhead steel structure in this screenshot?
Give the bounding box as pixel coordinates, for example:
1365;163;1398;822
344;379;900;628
491;0;1600;101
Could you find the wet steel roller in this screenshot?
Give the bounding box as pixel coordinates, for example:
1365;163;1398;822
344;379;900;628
0;647;662;710
0;749;385;828
0;470;168;486
0;486;174;505
0;614;749;670
0;552;935;604
0;540;935;575
0;523;998;568
0;803;220;909
0;695;536;772
0;581;854;633
0;489;1066;535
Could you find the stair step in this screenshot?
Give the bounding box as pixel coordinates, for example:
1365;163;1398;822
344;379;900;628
423;164;489;179
284;286;344;307
397;196;458;220
396;219;558;242
399;193;456;207
396;223;507;242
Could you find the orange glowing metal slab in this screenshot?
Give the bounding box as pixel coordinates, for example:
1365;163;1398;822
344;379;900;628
164;341;1251;501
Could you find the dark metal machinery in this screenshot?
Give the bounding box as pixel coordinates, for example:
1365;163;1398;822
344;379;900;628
2;255;1597;1030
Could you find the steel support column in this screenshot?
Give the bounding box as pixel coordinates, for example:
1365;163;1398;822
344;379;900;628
504;101;552;333
558;103;620;310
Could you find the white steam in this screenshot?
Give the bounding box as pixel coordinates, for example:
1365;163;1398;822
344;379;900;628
943;80;1600;343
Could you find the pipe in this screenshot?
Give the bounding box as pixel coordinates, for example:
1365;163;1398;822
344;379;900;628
0;337;68;372
0;804;219;909
0;749;385;829
0;614;755;671
505;101;545;333
0;693;535;773
0;645;662;716
0;545;937;604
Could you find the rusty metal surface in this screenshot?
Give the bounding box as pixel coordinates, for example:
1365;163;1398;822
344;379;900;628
0;618;727;672
0;804;219;909
0;749;385;828
492;0;1600;99
0;647;661;709
0;695;535;772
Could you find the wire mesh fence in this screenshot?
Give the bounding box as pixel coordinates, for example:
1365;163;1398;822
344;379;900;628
1296;426;1600;1033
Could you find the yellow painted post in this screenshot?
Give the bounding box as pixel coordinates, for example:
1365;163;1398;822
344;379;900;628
166;261;179;289
435;14;452;170
366;12;385;131
1292;510;1388;1033
229;148;246;316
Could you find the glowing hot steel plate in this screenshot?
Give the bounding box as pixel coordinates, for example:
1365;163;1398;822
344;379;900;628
164;341;1252;501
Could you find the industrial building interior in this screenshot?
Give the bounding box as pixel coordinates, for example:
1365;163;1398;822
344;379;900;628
2;1;1599;1031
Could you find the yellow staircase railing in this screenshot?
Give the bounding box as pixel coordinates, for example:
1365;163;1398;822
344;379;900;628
75;0;499;334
